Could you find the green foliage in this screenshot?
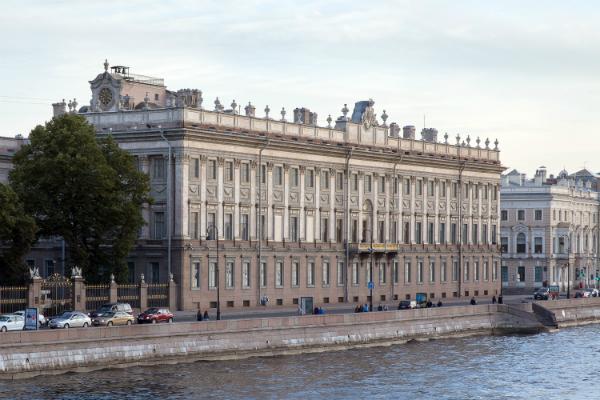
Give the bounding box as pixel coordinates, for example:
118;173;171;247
0;183;37;284
10;114;150;283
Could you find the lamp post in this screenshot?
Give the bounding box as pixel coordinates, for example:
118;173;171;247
207;224;221;320
365;228;374;312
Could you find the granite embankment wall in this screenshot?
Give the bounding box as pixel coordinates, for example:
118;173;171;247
535;298;600;328
0;305;540;379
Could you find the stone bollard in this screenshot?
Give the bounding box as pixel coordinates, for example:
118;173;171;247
139;274;148;311
109;274;118;303
28;276;43;312
72;276;87;312
168;274;177;311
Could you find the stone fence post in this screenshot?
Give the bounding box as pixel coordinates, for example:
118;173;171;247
139;274;148;311
109;274;118;303
72;276;86;312
168;274;177;311
28;276;43;311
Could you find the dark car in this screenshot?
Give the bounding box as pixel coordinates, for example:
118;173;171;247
89;303;133;318
398;300;417;310
137;308;174;324
533;287;550;300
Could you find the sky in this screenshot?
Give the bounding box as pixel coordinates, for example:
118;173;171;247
1;0;600;175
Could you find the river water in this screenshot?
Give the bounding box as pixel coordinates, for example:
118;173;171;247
2;324;599;400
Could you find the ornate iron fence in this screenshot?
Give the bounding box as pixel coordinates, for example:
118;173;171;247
41;274;73;317
147;283;169;308
0;286;28;314
117;284;140;309
85;284;110;312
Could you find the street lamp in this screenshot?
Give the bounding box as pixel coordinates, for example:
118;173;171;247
364;227;374;312
207;224;221;320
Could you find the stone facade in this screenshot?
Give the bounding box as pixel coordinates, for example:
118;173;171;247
500;167;600;292
0;136;27;184
26;61;504;311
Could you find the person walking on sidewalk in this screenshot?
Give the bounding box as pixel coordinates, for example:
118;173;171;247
492;295;497;304
470;297;477;305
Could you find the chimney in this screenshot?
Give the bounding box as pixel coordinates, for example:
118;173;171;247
389;123;400;137
52;99;67;117
402;125;416;139
421;128;438;142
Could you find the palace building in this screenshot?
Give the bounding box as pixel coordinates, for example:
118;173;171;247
32;61;504;310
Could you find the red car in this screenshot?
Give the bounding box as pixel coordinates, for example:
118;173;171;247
137;308;174;324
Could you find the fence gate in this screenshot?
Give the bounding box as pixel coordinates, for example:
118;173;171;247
85;284;110;312
147;283;169;307
0;286;28;314
41;274;73;317
117;284;140;309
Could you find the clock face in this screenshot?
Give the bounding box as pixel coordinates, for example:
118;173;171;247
99;87;113;107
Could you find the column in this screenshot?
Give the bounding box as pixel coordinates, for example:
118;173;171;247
234;159;241;240
174;152;189;238
200;155;207;240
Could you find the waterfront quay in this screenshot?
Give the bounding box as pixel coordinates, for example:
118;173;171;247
3;297;600;380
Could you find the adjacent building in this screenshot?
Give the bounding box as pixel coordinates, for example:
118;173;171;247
22;61;504;310
500;167;600;293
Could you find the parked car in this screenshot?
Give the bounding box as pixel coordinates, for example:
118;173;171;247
12;310;46;327
0;314;24;332
398;300;417;310
92;311;135;327
48;311;92;329
137;308;174;324
533;287;551;300
583;288;599;298
89;303;133;318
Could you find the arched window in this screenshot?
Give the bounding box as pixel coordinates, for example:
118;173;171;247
516;233;526;253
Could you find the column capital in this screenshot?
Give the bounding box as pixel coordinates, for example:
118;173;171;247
217;157;225;166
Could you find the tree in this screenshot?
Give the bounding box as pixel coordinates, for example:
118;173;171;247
0;183;36;284
10;114;151;283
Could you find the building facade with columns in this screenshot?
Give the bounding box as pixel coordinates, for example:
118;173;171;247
33;62;504;310
500;167;600;293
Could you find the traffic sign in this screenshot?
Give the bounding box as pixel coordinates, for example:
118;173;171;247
368;281;374;290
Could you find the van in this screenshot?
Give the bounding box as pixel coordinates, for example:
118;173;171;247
89;303;133;318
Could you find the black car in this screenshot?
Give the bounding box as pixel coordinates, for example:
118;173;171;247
533;287;550;300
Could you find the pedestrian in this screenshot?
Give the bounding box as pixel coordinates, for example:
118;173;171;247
196;307;203;321
363;303;369;312
492;295;497;304
426;300;433;308
498;294;503;304
355;304;361;313
470;297;477;306
314;306;319;315
377;304;383;311
203;310;210;320
383;304;389;311
319;307;325;315
437;300;443;307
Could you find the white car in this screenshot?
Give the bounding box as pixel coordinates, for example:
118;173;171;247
12;310;46;327
0;314;24;332
48;311;91;329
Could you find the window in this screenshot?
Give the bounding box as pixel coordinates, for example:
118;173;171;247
379;262;386;284
439;222;446;244
417;261;423;283
260;164;266;184
491;225;497;245
517;233;526;253
321;218;329;241
151;262;160;284
441;260;447;282
208;261;216;288
336;219;343;242
352;262;359;285
291;168;299;187
290;216;299;241
473;184;479;199
472;224;478;245
517;210;525;221
534;237;543;254
352;220;358;243
393;177;399;194
260;261;267;287
209;159;217;180
153;212;165;239
493;261;498;281
274;166;283;186
464;261;469;282
191;158;200;179
241;214;249;240
416;180;423;196
451;223;457;244
429;261;435;282
393;261;399;284
225;161;234;182
535;266;543;282
365;175;372;193
379;176;385;193
322;261;330;286
404;178;411;195
452;182;458;198
259;214;266;240
440;181;446;197
462;224;468;244
191;261;200;289
337;261;344;286
352;174;359;191
226;261;234;288
321;170;330;189
428;222;434;244
366;262;373;284
404;261;411;283
336;172;344;190
242;261;250;288
474;261;479;281
307;262;315;286
483;261;489;281
152;157;166;179
241;163;250;183
452;260;459;282
275;261;283;287
390;221;397;243
378;220;385;242
190;212;199;239
305;169;314;188
415;222;422;244
535;210;542;221
501;237;508;253
482;224;488;245
403;222;410;244
224;213;233;240
428;180;435;196
291;261;299;287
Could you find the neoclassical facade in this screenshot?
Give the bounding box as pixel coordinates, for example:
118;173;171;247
34;62;504;310
501;167;600;292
